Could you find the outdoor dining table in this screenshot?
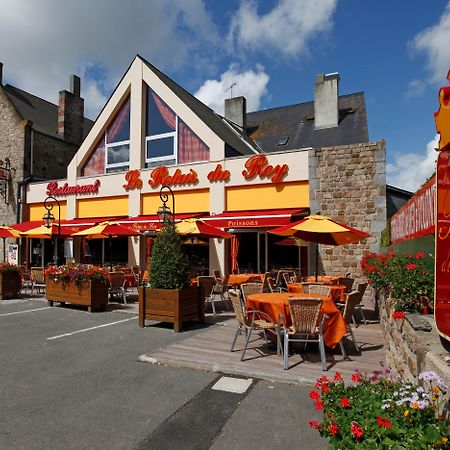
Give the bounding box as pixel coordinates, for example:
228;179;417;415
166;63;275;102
246;292;347;349
288;283;346;302
226;273;264;286
305;275;340;284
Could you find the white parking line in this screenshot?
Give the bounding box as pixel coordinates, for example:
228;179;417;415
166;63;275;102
0;307;51;317
46;316;137;340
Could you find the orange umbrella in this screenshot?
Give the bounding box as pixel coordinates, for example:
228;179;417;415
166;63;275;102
175;218;233;239
0;226;21;262
270;215;370;280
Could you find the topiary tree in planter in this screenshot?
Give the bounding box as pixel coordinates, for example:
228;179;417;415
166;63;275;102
149;224;190;289
139;223;204;332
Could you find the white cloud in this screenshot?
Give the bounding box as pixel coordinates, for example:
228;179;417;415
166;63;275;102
0;0;219;118
404;79;427;99
228;0;337;57
194;64;270;115
411;2;450;84
387;135;439;192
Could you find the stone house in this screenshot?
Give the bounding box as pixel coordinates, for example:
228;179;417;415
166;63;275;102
0;62;93;259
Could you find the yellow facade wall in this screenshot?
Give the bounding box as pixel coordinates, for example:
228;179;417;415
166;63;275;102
142;189;209;215
29;202;67;221
226;182;309;211
77;196;128;218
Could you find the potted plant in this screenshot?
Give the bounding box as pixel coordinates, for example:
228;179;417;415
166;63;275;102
45;264;110;312
0;262;21;300
139;224;203;331
308;368;450;448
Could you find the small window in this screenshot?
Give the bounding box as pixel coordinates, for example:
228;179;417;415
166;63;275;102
146;135;175;168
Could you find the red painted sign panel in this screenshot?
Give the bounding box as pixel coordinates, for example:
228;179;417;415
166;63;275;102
435;146;450;339
390;176;436;243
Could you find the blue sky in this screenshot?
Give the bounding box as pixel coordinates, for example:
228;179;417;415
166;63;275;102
1;0;450;191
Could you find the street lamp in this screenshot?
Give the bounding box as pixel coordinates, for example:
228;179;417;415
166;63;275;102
157;185;175;226
43;196;61;264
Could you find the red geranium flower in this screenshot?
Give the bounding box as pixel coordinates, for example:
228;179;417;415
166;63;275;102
393;311;405;320
351;372;361;383
351;423;363;439
377;416;392;428
309;390;320;401
406;263;417;270
329;423;339;436
308;420;320;429
315;401;324;410
340;397;350;408
321;384;329;393
333;371;343;382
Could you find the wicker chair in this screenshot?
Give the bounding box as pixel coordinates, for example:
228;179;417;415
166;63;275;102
229;289;281;360
210;274;231;311
240;282;263;308
31;267;46;294
339;291;362;352
108;271;126;304
198;276;217;314
275;270;289;291
301;283;332;297
262;272;272;293
282;297;328;370
213;270;221;281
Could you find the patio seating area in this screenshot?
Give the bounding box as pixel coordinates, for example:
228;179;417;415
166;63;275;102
140;306;385;384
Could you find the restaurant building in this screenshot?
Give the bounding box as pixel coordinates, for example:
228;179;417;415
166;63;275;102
21;55;386;277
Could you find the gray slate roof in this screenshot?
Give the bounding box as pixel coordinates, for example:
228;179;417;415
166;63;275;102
246;92;369;153
3;84;93;140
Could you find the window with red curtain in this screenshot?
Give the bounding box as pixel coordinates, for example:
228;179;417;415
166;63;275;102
146;86;209;167
81;96;130;175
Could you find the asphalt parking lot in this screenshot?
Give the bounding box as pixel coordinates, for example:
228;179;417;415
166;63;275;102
1;298;327;450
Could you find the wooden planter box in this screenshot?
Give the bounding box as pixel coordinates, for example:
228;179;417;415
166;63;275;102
139;286;204;332
0;271;21;300
46;279;108;312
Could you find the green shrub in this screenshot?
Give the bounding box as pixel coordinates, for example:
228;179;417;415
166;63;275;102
149;224;190;289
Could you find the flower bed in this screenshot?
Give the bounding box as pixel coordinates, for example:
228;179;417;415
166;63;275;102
44;264;110;289
360;252;434;314
308;368;450;448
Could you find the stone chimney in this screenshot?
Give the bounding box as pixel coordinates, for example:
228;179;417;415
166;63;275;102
57;74;84;144
224;96;247;132
314;72;340;129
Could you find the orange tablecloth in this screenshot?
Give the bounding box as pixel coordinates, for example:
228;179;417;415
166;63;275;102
288;283;346;302
306;275;340;285
246;292;347;349
124;272;136;288
226;273;264;286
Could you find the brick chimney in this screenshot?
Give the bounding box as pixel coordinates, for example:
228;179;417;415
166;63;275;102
224;96;247;132
57;74;84;144
314;72;340;129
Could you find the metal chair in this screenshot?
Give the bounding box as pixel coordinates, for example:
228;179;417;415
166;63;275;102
229;289;282;360
355;282;368;324
210;274;231;312
240;282;263;309
282;297;328;371
213;270;221;281
337;277;354;293
108;271;126;304
198;276;217;314
338;291;362;352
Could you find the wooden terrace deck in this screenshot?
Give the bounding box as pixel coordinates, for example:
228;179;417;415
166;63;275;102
139;308;386;385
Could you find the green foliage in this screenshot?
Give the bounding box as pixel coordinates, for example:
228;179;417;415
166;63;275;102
308;369;450;449
360;251;434;313
149;224;190;289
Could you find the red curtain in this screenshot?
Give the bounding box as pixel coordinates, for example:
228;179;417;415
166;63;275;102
81;136;105;176
107;97;130;143
152;92;176;130
230;236;239;274
178;119;210;164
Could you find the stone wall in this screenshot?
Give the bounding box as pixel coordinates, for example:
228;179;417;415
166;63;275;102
379;289;450;392
308;141;386;287
0;87;25;259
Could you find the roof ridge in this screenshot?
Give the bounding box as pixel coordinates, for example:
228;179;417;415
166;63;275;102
5;84;59;109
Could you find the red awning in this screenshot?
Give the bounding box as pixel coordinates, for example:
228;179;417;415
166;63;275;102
201;208;308;228
118;213;204;232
